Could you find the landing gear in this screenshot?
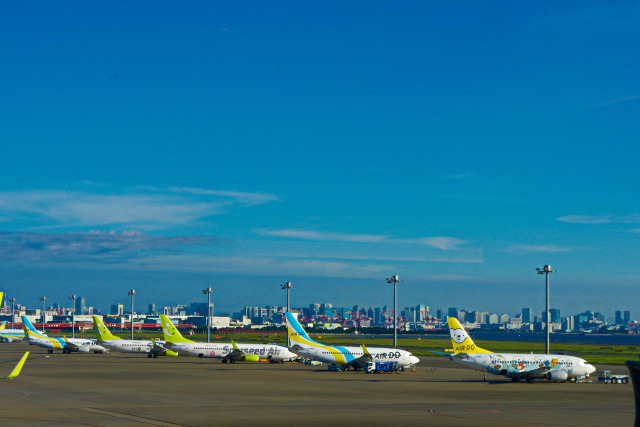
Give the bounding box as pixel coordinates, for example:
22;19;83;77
511;377;519;382
526;378;534;383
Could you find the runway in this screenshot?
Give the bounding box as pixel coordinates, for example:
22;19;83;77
0;344;634;426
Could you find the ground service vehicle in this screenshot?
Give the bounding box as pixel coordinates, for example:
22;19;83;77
598;370;629;384
364;361;399;373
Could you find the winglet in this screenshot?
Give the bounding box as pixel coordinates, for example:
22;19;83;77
361;344;370;357
2;352;29;379
231;340;240;351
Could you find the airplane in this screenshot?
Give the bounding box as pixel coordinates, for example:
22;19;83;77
436;317;597;383
284;312;420;370
159;314;296;363
21;316;108;354
0;351;29;380
92;316;178;358
0;320;47;343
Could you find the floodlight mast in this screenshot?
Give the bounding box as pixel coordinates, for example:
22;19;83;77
68;295;77;338
9;298;16;329
536;265;556;354
386;275;402;348
202;287;213;343
128;290;136;340
39;296;46;333
281;282;293;346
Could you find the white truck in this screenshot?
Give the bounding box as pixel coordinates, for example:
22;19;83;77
598;370;629;384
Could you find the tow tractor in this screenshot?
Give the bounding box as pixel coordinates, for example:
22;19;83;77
598;370;629;384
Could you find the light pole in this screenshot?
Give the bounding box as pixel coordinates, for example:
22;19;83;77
202;287;213;343
9;298;15;329
536;265;556;354
386;275;402;348
280;282;293;346
39;296;46;333
68;295;77;339
128;290;136;340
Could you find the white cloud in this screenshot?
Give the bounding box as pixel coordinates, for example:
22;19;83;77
557;214;640;225
256;229;467;251
556;215;613;224
0;186;279;230
510;244;573;253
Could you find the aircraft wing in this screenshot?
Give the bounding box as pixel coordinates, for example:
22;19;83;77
225;340;247;361
342;344;374;367
505;366;550;378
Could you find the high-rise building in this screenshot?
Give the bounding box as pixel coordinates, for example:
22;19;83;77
550;308;561;324
448;307;458;319
148;303;156;315
615;310;623;325
624;311;631;324
522;307;532;323
111;304;124;316
76;297;86;314
374;307;382;325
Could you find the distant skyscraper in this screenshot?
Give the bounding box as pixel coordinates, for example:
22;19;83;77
550;308;560;324
624;311;631;324
448;307;458;319
615;311;623;325
148;303;156;315
416;304;428;321
111;304;124;316
436;309;445;320
75;297;86;314
522;308;532;323
374;307;382;325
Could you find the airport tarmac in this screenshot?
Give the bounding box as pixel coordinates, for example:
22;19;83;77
0;343;634;426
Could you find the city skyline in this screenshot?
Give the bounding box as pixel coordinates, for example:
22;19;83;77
1;3;639;316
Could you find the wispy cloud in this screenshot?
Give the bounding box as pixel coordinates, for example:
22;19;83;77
509;244;574;254
256;229;467;251
0;230;218;265
557;214;640;225
0;186;279;230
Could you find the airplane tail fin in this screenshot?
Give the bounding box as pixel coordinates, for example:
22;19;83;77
159;315;195;343
284;312;318;349
0;321;6;329
2;351;29;380
93;316;121;341
447;317;491;354
21;316;44;339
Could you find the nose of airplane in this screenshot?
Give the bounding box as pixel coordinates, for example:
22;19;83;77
587;363;596;375
411;356;420;365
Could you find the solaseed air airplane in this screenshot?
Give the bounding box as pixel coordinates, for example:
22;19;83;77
284;312;420;370
92;316;178;358
159;314;296;363
21;316;108;354
438;317;596;383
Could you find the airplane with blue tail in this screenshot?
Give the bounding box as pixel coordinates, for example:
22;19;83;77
284;312;419;370
21;316;107;354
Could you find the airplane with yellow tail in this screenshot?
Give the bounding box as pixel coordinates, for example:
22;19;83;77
436;317;596;383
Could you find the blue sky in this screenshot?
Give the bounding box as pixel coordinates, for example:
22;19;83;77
1;2;639;319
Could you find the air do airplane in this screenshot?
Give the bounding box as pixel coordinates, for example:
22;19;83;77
21;316;108;354
285;312;420;370
439;317;596;383
159;314;296;363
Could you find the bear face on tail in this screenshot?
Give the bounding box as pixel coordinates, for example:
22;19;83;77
450;328;467;344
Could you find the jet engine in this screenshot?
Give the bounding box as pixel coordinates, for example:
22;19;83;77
547;370;569;382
